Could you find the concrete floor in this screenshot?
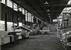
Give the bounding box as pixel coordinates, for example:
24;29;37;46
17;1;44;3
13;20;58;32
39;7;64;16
2;33;65;50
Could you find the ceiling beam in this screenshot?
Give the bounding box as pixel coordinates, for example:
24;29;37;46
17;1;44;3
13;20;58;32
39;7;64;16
33;4;71;7
24;0;45;19
37;0;50;22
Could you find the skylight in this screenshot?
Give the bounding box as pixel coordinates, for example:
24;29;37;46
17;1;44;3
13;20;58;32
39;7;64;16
67;0;71;4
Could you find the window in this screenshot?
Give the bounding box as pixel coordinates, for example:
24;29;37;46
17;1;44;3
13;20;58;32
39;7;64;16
19;22;22;26
7;22;13;32
1;0;5;4
25;10;28;21
14;3;18;11
22;8;25;14
32;15;34;22
0;20;5;31
28;12;32;22
14;23;17;26
18;7;22;12
7;0;12;8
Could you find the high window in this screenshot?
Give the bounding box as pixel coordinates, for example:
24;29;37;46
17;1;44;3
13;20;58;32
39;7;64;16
25;10;28;21
1;0;5;4
28;12;32;22
18;6;22;12
22;8;25;14
31;14;34;22
7;0;12;8
14;3;18;11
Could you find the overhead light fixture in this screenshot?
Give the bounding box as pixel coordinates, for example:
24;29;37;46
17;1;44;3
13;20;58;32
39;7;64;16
49;16;51;22
48;13;50;15
44;1;48;5
48;16;51;18
47;9;50;12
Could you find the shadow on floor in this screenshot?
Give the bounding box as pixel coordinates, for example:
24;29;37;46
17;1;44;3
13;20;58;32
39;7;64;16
1;34;65;50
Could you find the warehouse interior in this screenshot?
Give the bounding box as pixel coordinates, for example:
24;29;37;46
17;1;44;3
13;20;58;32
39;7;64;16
0;0;71;50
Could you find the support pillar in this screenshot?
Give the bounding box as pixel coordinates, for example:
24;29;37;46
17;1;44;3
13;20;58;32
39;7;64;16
0;0;1;50
5;0;7;31
0;0;1;20
12;2;14;26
